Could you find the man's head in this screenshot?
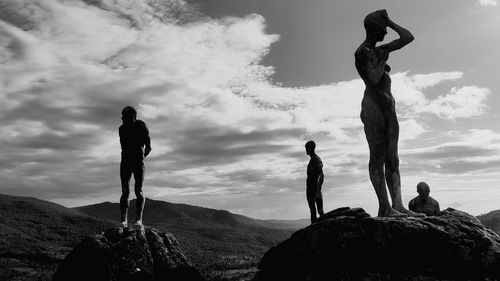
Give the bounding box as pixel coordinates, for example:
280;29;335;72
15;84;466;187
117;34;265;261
121;106;137;124
364;10;388;42
417;182;430;200
305;141;316;156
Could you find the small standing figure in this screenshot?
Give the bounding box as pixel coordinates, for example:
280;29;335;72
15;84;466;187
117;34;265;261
355;9;422;217
305;141;324;224
409;182;440;216
119;106;152;227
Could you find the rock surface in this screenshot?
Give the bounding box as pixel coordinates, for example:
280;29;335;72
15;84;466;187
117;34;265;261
53;226;204;281
253;207;500;281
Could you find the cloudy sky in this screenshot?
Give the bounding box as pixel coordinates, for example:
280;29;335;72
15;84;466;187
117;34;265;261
1;0;499;219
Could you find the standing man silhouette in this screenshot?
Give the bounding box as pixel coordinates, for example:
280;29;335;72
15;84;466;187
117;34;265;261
355;10;422;217
305;141;324;223
119;106;151;227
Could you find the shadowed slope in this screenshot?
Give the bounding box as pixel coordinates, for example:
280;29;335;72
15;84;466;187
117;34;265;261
0;193;114;281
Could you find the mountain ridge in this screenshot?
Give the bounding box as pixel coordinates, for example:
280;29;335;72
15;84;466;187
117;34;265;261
73;198;308;230
0;193;302;281
477;209;500;235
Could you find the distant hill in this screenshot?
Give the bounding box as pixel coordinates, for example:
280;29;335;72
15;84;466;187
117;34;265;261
0;193;113;281
74;198;298;276
477;209;500;235
0;193;302;281
262;218;309;230
75;198;307;229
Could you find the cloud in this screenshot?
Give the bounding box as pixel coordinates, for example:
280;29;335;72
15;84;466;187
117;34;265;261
0;0;496;219
423;86;490;119
477;0;498;6
390;72;490;120
403;129;500;174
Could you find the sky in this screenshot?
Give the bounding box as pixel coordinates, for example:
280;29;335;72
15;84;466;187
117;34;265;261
0;0;499;219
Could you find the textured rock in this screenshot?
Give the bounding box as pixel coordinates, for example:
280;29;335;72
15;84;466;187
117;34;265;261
53;226;204;281
253;207;500;281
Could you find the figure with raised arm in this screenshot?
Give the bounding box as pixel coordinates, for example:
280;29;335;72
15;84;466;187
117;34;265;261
119;106;152;227
305;141;324;223
355;10;423;217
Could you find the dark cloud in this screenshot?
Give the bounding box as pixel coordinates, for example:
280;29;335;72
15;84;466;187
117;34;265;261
7;131;98;150
155;124;307;167
220;169;269;184
0;1;40;31
80;0;204;26
401;143;500;174
438;159;500;174
283;150;305;161
406;145;494;160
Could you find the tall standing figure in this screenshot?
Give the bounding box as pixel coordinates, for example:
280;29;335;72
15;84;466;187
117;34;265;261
119;106;152;227
355;10;419;217
305;141;324;223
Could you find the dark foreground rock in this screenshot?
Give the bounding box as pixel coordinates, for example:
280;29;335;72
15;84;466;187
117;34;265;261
53;226;204;281
253;207;500;281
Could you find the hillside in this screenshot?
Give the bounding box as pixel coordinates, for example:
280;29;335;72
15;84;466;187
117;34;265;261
0;193;114;281
0;194;301;281
75;199;307;230
74;199;296;278
477;209;500;235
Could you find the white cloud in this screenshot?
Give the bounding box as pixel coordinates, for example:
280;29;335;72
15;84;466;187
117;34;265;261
391;72;490;120
423;86;490;119
477;0;498;6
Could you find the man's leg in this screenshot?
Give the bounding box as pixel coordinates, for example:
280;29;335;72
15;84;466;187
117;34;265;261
306;185;317;223
362;98;406;218
120;161;133;226
384;112;424;217
133;161;145;224
383;112;403;210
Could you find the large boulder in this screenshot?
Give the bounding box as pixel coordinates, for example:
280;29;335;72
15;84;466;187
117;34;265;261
53;226;204;281
253;207;500;281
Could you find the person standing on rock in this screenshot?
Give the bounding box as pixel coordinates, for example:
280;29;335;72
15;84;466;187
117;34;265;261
409;182;440;216
355;10;423;217
119;106;151;227
305;141;324;223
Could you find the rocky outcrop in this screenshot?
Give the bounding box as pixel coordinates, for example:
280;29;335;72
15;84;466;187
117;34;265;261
53;226;204;281
253;207;500;281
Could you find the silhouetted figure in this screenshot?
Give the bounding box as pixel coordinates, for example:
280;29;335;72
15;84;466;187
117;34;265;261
355;10;422;217
119;106;151;227
305;141;324;223
409;182;440;216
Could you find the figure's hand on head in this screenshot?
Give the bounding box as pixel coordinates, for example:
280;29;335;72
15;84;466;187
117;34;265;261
377;9;389;22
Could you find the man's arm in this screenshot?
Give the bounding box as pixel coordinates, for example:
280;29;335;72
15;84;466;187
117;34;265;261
119;126;124;150
355;48;386;86
378;10;414;53
144;123;151;157
316;158;324;189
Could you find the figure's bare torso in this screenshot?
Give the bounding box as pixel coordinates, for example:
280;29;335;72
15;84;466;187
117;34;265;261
355;45;395;112
409;196;440;216
307;154;323;187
